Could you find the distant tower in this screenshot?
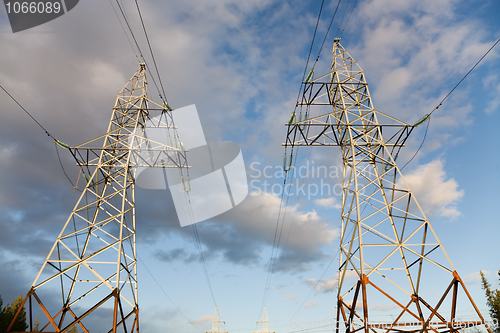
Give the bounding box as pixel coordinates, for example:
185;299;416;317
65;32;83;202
254;306;274;333
207;306;228;333
7;64;188;332
284;38;490;333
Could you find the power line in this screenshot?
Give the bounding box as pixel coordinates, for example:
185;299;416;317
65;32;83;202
335;0;351;37
259;181;288;316
259;0;328;317
54;143;80;191
401;36;500;171
0;84;55;140
114;0;144;59
302;0;325;83
137;254;204;332
277;249;340;333
276;211;358;333
191;224;218;308
1;83;83;191
113;0;166;105
112;0;219;316
4;6;216;327
312;0;342;66
272;0;343;293
338;0;359;38
430;36;500;117
107;0;140;58
260;0;345;318
276;15;500;333
400;116;430;171
288;323;333;333
134;0;169;104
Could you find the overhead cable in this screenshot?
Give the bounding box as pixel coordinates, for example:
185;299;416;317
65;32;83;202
134;0;169;103
138;254;205;332
259;0;328;318
113;0;166;105
401;36;500;171
338;0;359;38
277;250;340;333
1;83;82;191
0;84;55;140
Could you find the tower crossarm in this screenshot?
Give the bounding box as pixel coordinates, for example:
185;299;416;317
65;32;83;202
70;98;189;170
283;76;414;147
283;121;413;147
70;138;189;169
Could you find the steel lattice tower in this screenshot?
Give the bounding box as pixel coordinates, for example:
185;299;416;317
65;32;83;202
284;39;489;333
7;64;188;333
207;306;228;333
253;306;274;333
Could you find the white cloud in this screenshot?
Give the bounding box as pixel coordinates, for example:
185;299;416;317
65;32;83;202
282;294;300;303
315;197;341;210
222;191;338;253
483;74;500;114
306;271;358;294
304;300;319;309
401;159;464;218
347;0;495;163
269;283;291;291
463;271;488;285
192;315;213;324
157;190;339;271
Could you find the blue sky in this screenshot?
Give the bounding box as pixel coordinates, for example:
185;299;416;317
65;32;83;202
0;0;499;332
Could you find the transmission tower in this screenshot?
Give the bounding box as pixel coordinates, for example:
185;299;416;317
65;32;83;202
207;306;228;333
254;306;274;333
7;64;188;333
284;38;489;333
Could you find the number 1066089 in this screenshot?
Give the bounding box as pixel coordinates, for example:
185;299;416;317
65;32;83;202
5;1;61;14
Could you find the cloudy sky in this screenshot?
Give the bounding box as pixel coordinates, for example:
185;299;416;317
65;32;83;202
1;0;499;332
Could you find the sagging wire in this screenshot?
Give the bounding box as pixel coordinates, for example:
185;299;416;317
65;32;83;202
337;0;359;39
311;0;343;69
276;220;359;333
263;0;346;318
277;248;341;333
401;36;500;171
260;1;329;318
113;0;165;107
335;0;351;37
1;84;54;140
107;0;139;57
134;0;170;104
137;254;205;332
191;223;219;309
1;83;83;191
111;2;216;317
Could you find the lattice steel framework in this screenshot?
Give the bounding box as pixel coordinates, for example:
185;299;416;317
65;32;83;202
284;39;489;333
7;64;188;333
253;306;274;333
207;306;228;333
